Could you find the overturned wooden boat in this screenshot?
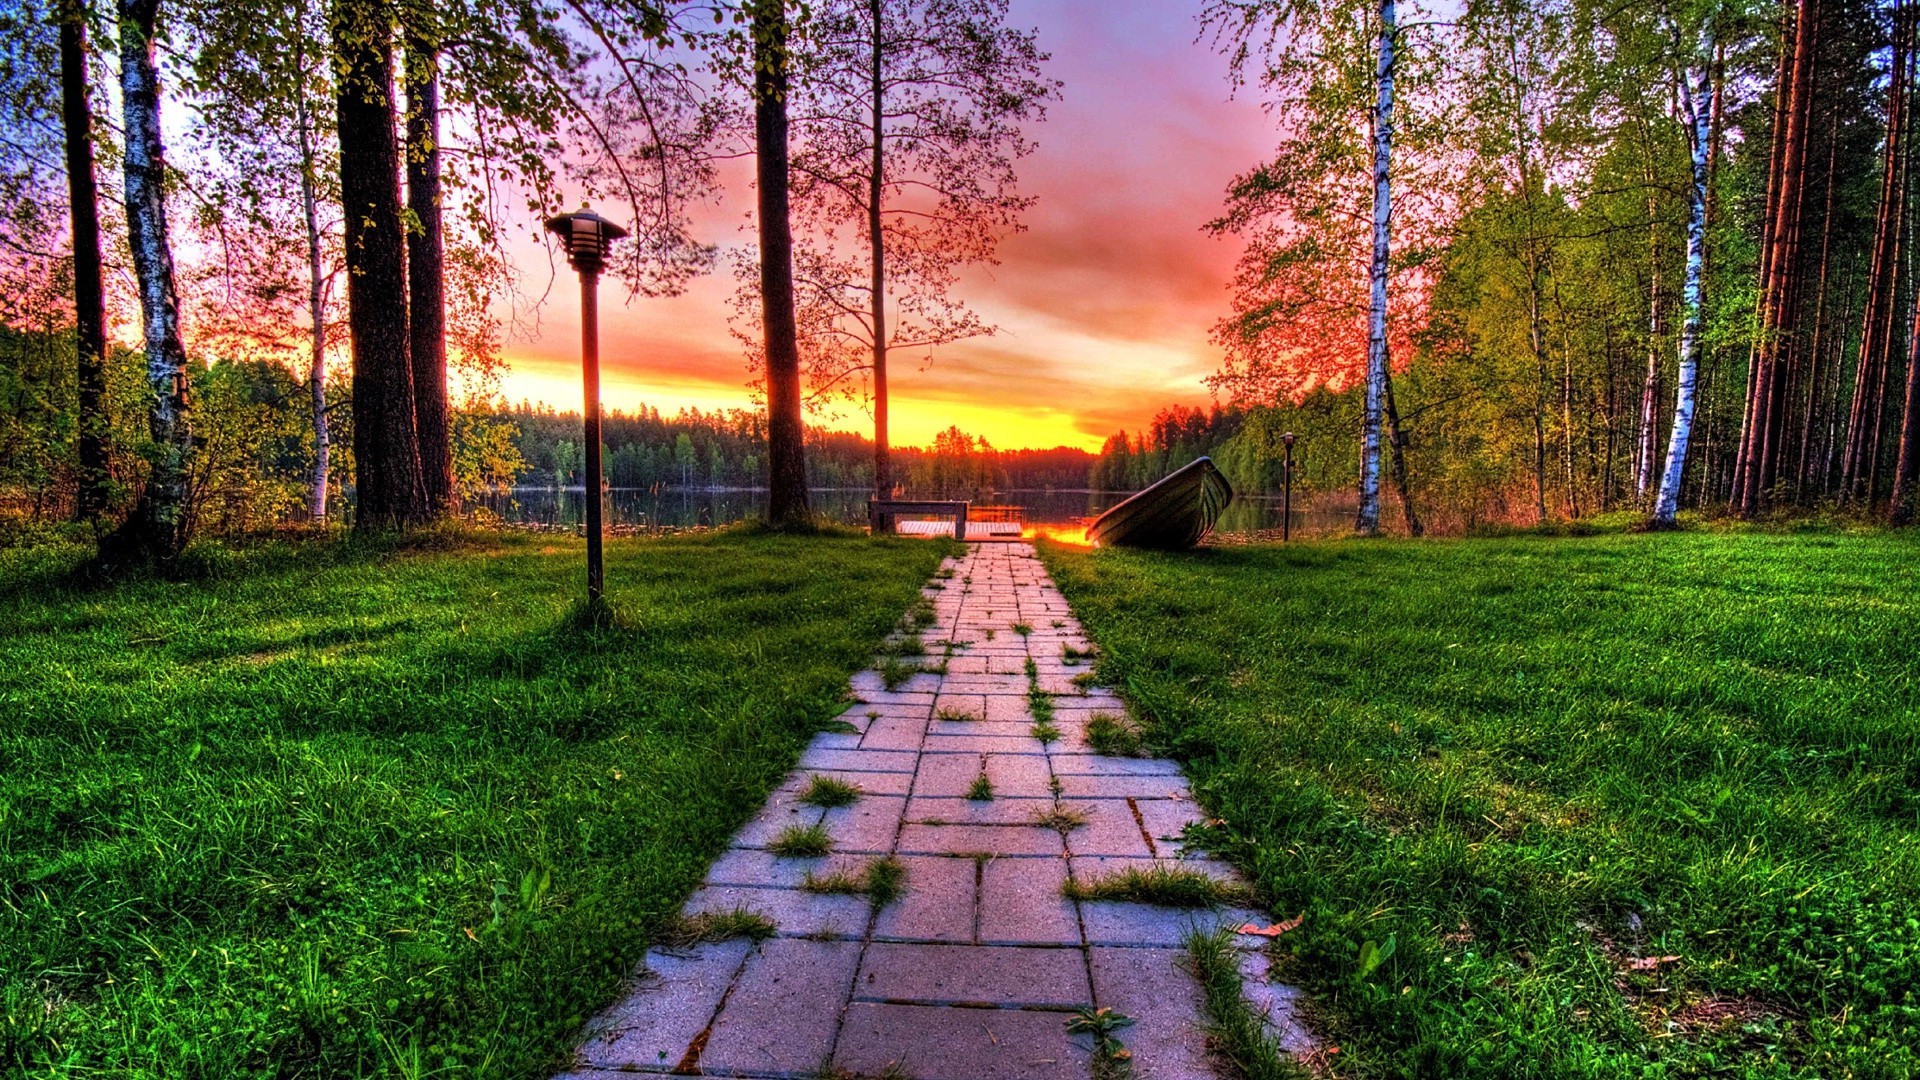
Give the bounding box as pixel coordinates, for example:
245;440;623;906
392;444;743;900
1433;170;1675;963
1088;456;1233;550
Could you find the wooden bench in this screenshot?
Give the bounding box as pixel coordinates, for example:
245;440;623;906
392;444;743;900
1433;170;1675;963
869;499;968;538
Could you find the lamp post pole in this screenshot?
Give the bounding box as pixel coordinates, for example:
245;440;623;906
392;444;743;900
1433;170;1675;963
546;207;628;605
580;263;604;601
1282;432;1297;542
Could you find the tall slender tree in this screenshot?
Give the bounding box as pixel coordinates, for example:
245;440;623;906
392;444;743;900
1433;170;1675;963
111;0;193;561
331;0;425;529
1358;0;1395;534
1650;18;1714;528
751;0;810;526
60;0;111;522
766;0;1054;500
406;18;451;513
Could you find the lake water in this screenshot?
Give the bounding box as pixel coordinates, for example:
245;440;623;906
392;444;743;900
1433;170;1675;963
481;487;1351;537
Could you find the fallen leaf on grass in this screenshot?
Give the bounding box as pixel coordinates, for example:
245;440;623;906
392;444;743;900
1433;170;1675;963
1240;914;1305;937
1628;955;1682;970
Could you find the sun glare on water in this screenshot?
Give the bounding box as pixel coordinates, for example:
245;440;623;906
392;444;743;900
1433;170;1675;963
1026;524;1094;547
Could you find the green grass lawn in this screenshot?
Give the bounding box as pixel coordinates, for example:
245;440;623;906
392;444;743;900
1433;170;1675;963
1042;528;1920;1079
0;527;950;1078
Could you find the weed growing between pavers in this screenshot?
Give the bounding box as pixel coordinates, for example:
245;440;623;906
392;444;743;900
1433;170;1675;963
769;824;834;857
0;527;955;1076
798;774;863;808
1032;806;1088;834
1085;712;1145;757
658;909;779;946
1024;656;1057;726
1066;1005;1138;1080
967;773;995;801
802;857;907;906
1041;532;1920;1077
1065;865;1256;908
1013;621;1034;636
878;655;927;690
1030;719;1061;744
1062;642;1094;663
936;705;981;723
1185;929;1304;1080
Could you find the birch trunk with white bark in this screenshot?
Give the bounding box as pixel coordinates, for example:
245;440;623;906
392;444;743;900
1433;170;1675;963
1358;0;1394;536
1650;50;1713;528
117;0;193;559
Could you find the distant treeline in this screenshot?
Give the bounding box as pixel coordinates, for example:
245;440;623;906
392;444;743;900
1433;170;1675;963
495;404;1096;493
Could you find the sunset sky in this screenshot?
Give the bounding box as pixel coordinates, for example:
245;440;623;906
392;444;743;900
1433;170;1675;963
498;0;1276;452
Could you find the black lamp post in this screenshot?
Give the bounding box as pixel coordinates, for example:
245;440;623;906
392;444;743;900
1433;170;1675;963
545;206;628;604
1281;431;1297;542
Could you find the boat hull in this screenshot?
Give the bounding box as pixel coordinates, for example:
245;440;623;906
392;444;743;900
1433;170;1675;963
1087;457;1233;550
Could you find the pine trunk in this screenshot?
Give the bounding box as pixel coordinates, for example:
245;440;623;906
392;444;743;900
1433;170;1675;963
114;0;192;560
1357;0;1393;536
406;33;452;514
756;0;810;526
61;0;111;522
1843;1;1909;504
332;0;425;530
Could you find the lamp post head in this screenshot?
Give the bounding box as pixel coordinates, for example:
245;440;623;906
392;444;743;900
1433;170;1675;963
1282;431;1296;449
544;205;628;275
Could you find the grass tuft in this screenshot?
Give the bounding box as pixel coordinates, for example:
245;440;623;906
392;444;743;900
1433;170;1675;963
768;823;833;857
1064;865;1256;908
798;774;863;808
803;857;908;906
657;908;779;947
1030;720;1061;744
1032;806;1088;833
1084;712;1145;757
1184;929;1305;1080
967;773;995;801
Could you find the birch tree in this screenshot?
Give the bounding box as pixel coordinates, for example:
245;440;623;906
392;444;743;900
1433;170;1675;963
1649;16;1714;528
109;0;194;561
1205;0;1449;535
61;0;112;521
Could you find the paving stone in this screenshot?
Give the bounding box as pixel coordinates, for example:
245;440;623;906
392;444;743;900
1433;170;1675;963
858;690;938;707
1078;902;1262;948
1048;755;1183;776
932;693;988;720
1240;947;1319;1056
698;938;861;1076
730;801;825;849
906;795;1056;826
804;730;863;751
978;856;1080;946
576;939;751;1071
911;752;1053;798
841;702;931;722
855;942;1091;1008
833;1002;1092;1080
871;855;978;943
1059;799;1154;858
705;849;890;890
819;795;907;854
1056;774;1192;800
1087;947;1215;1080
897;823;1065;857
778;768;914;798
983;696;1037;724
929;719;1037;738
682;885;870;940
794;747;919;773
1136;797;1208;853
859;716;929;751
923;733;1048;754
1068;855;1247;886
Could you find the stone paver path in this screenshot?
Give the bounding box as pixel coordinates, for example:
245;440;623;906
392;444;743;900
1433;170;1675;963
561;543;1310;1080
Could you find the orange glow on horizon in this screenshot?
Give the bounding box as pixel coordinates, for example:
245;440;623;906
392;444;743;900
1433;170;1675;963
1026;523;1094;547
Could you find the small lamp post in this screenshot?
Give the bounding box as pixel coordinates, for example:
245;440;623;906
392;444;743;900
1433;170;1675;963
1281;432;1297;542
545;206;628;604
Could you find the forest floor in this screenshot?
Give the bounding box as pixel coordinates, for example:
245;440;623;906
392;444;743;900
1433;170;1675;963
1041;526;1920;1078
0;526;952;1077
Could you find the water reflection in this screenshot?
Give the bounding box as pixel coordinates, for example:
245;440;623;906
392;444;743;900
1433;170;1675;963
482;487;1351;538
